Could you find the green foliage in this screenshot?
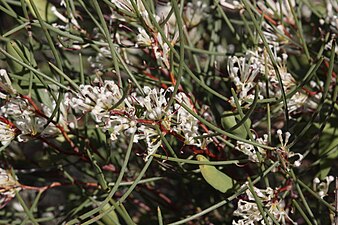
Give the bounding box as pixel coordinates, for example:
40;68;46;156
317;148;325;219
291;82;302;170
0;0;337;224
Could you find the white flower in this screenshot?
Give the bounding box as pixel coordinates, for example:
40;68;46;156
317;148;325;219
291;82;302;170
269;200;297;225
111;0;138;13
258;50;296;95
183;0;207;27
0;119;16;146
66;83;214;161
0;168;21;209
0;69;16;99
253;47;322;115
313;176;335;198
102;115;137;141
50;6;80;30
1;98;31;117
243;48;295;103
67;80;131;122
67;80;140;142
276;130;303;168
136;125;162;161
60;0;65;6
14;115;47;142
261;23;290;47
156;2;176;32
131;86;174;159
235;134;268;162
250;47;320;115
246;186;274;202
233;186;274;224
139;86;172;122
174;92;201;147
325;34;338;55
136;27;153;46
152;23;179;69
324;0;338;32
111;0;154;30
1;98;59;142
47;95;77;131
287;90;322;114
112;0;179;68
233;199;262;225
233;185;297;225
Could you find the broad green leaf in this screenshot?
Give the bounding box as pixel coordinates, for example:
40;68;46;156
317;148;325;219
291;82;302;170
196;155;233;193
25;0;58;23
100;203;120;225
221;111;251;139
6;41;27;74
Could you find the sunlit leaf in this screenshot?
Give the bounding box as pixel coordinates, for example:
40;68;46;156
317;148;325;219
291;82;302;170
196;155;233;193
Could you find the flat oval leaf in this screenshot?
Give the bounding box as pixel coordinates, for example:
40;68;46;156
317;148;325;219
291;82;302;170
197;155;233;193
100;203;120;225
221;111;251;139
25;0;58;23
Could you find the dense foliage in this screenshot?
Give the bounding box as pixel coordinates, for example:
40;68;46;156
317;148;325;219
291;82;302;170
0;0;337;224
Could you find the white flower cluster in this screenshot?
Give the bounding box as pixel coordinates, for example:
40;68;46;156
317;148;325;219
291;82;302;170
0;69;73;145
0;168;21;209
0;97;60;143
228;48;322;115
227;53;264;107
67;80;204;160
260;49;322;115
65;80;127;122
233;185;297;225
